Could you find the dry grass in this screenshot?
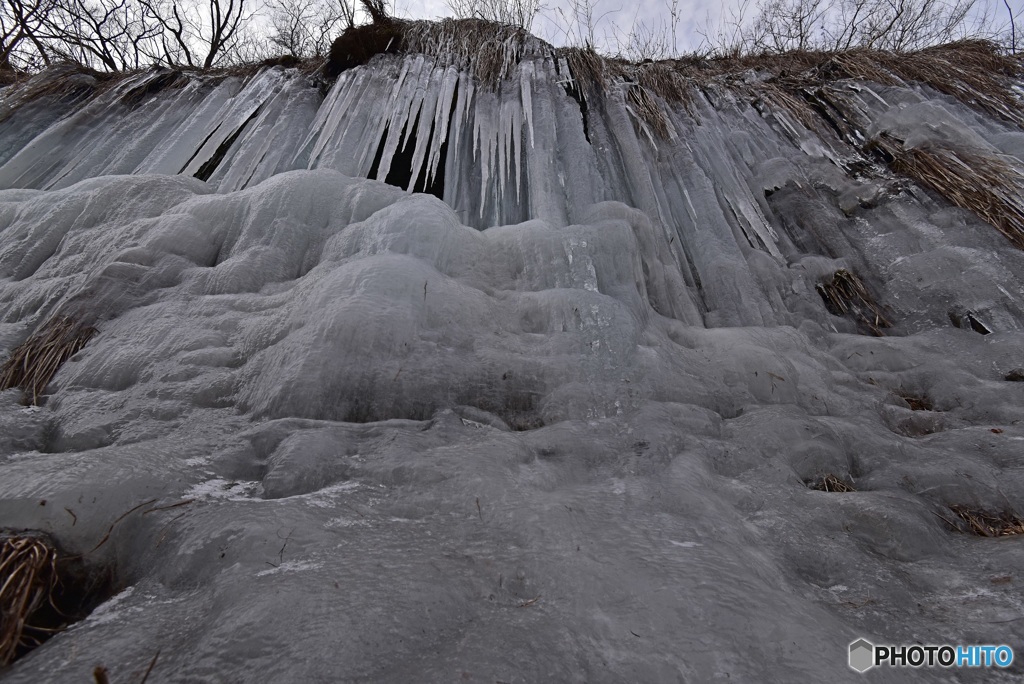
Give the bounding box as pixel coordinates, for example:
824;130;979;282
404;18;543;84
833;41;1024;127
809;474;856;492
871;134;1024;250
0;535;59;666
325;15;544;84
0;316;96;405
892;387;934;411
626;84;671;139
0;64;113;125
946;505;1024;537
816;269;891;335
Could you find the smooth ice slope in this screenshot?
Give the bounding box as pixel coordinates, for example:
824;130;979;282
0;51;1023;683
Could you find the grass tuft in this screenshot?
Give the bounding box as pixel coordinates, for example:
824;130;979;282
808;474;856;492
892;388;933;411
870;134;1024;251
946;505;1024;537
0;535;59;666
816;269;891;335
0;316;95;405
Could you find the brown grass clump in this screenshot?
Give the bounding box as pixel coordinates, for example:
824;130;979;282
559;45;611;92
809;474;856;492
404;18;540;84
325;20;405;78
0;64;112;126
0;316;96;405
871;134;1024;251
0;535;59;666
816;269;891;335
892;387;933;411
626;84;671;139
833;40;1024;127
946;505;1024;537
326;12;543;84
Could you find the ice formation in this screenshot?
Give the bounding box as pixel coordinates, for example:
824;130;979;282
1;45;1023;682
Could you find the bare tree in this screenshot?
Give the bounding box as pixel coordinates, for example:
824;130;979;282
42;0;163;70
1001;0;1020;53
2;0;58;69
611;14;672;61
447;0;542;31
746;0;830;52
701;0;987;55
267;0;355;58
695;0;755;57
138;0;257;68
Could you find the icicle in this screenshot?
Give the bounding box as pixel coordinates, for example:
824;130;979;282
303;70;357;169
521;61;535;149
407;64;444;192
474;92;495;217
376;57;427;182
425;66;460;190
497;96;510;210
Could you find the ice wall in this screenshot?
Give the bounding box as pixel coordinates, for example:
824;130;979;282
0;52;1023;682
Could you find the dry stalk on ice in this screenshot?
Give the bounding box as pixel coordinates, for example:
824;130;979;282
873;135;1024;251
0;535;60;666
816;269;891;335
948;506;1024;537
0;316;96;405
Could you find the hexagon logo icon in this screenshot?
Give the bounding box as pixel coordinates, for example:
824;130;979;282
849;638;875;673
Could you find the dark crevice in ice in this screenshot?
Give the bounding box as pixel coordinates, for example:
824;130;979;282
367;87;455;200
194;106;263;182
561;78;591;143
178;122;224;175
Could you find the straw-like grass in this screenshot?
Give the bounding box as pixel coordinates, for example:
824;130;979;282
832;41;1024;127
626;83;671;139
809;474;856;492
816;269;891;335
892;387;933;411
0;535;59;666
0;316;96;405
946;505;1024;537
871;134;1024;250
403;18;542;84
0;64;112;126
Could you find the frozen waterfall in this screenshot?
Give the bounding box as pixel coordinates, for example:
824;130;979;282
1;43;1024;683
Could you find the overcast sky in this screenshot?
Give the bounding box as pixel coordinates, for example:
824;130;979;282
394;0;1021;55
395;0;742;52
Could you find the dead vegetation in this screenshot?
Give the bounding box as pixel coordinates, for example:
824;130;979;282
0;63;112;125
830;40;1024;127
815;269;891;335
870;134;1024;250
626;83;672;139
944;505;1024;537
404;18;540;83
0;532;114;667
324;13;404;78
892;387;933;411
808;474;857;492
326;10;543;83
0;316;96;405
0;534;58;666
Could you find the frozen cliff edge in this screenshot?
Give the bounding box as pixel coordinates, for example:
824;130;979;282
0;43;1023;682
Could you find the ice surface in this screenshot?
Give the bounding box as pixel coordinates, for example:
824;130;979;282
1;56;1024;682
